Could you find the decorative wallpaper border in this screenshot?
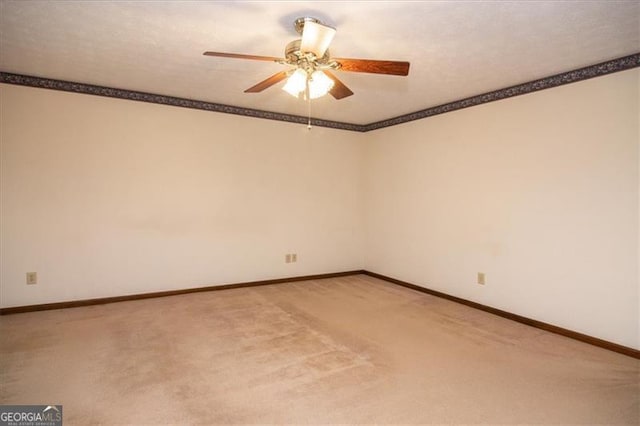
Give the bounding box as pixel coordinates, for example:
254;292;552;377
1;52;638;133
0;73;365;132
364;53;640;131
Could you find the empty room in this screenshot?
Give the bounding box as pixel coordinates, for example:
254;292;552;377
0;1;638;424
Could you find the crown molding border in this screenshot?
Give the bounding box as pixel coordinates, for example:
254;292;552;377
1;53;638;133
364;53;640;131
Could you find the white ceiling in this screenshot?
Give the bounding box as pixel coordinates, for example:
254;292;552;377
1;1;638;125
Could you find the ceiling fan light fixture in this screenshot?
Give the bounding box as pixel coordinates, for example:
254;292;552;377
282;68;307;97
308;70;334;99
204;16;410;102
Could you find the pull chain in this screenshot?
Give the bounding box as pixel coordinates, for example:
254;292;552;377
306;80;312;130
307;96;312;130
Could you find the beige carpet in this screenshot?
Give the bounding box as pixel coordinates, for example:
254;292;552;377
0;274;638;424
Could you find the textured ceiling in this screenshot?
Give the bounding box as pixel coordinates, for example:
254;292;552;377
1;1;638;125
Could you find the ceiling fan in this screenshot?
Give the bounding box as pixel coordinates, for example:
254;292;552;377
203;17;410;100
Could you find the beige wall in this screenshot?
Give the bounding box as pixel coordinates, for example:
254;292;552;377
2;69;638;349
1;84;365;307
365;69;639;349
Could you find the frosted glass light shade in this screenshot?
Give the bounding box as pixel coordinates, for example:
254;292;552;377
308;70;335;99
300;21;336;58
282;68;334;99
282;69;308;97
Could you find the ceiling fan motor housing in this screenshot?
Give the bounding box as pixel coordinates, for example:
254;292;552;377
285;39;331;68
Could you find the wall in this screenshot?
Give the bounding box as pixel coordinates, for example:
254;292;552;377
2;69;638;350
0;84;365;307
365;68;639;349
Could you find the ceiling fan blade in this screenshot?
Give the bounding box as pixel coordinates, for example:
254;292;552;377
203;51;281;62
323;71;354;100
300;21;336;58
334;58;410;76
244;71;290;93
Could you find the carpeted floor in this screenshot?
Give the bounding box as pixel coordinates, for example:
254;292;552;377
0;274;638;424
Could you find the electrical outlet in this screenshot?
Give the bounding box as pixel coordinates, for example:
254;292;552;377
291;253;297;262
477;272;485;285
285;254;291;263
26;272;37;285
